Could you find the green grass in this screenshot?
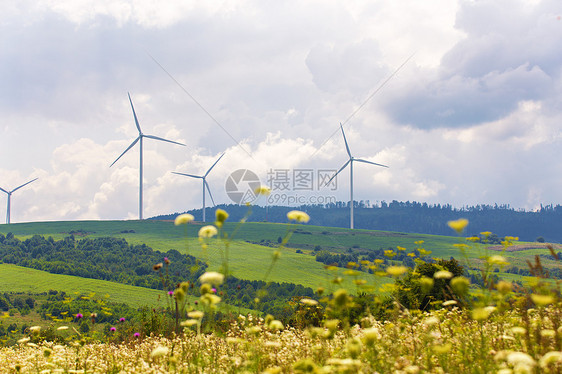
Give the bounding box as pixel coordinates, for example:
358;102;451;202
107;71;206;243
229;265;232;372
1;219;560;293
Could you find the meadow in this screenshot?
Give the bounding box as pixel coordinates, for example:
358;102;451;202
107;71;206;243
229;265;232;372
1;212;562;372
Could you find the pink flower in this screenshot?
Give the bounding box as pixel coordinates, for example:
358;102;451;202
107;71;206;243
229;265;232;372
212;288;217;293
110;327;116;332
76;313;83;319
168;291;174;296
119;317;125;323
134;332;140;338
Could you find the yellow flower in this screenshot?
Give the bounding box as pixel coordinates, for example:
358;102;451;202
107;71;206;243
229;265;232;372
254;185;271;196
447;218;469;234
531;294;555;307
215;209;229;225
187;310;204;319
434;270;453;279
287;210;310;223
174;213;194;225
488;255;508;265
198;225;218;238
199;271;224;286
386;266;408;277
300;298;319;306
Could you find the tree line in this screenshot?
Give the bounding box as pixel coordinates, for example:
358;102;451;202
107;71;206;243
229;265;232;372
153;201;562;242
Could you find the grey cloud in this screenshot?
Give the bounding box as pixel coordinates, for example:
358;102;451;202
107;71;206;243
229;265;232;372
384;0;562;128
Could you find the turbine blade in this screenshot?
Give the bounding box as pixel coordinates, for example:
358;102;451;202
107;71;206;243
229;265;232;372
0;186;8;194
144;134;185;147
353;158;388;168
172;172;203;179
128;92;142;134
340;123;352;158
204;180;216;206
204;152;225;177
110;137;140;167
11;178;38;193
326;159;351;185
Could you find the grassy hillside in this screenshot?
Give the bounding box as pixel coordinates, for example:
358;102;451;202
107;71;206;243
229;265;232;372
1;219;560;291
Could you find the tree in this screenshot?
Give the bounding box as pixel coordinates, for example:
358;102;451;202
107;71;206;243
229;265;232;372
395;258;464;310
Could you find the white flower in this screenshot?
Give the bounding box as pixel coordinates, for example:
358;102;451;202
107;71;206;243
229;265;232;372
150;345;169;358
507;351;536;367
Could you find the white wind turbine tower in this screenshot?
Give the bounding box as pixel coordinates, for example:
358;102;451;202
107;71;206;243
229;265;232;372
110;92;185;220
0;178;38;224
327;124;388;229
172;153;225;222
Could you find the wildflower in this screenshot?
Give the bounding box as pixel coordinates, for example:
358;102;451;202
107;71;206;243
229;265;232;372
472;307;495;321
362;327;380;346
110;327;116;332
434;270;453;279
57;326;69;331
188;310;204;319
443;300;457;306
269;320;284;331
29;326;41;334
174;213;194;225
420;277;434;293
215;209;229;226
180;319;198;327
432;342;452;354
541;329;556;338
540;351;562;368
133;332;140;338
386;265;408;276
496;281;512;294
119;317;126;323
150;345;169;358
254;185;271;196
168;290;174;296
164;257;170;265
423;316;440;326
346;337;362;359
199;271;225;286
300;298;318;306
488;255;508;265
450;276;470;295
198;225;218;238
153;263;163;271
287;210;310;223
76;313;83;319
17;337;30;344
447;218;469;234
531;294;555;307
507;351;536;368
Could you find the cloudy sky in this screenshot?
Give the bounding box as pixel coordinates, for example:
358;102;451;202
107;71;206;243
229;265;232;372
1;0;561;223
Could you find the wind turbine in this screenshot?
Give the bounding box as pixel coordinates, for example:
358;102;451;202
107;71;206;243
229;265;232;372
172;153;225;222
327;124;388;229
0;178;38;224
110;92;185;220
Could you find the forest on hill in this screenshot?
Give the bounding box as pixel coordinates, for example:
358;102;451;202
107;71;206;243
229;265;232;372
152;201;562;243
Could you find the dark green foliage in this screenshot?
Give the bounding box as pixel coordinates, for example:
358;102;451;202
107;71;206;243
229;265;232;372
395;258;464;311
0;235;207;290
